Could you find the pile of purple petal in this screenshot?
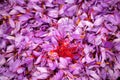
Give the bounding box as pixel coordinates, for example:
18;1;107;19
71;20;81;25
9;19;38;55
0;0;120;80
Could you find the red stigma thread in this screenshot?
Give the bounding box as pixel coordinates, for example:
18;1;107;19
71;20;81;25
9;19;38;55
53;39;78;58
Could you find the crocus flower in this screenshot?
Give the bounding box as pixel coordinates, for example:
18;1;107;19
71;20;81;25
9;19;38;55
0;0;120;80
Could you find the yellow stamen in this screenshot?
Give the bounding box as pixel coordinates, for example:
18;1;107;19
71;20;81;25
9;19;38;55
76;18;80;25
96;62;101;65
80;35;85;39
17;14;22;17
106;62;109;64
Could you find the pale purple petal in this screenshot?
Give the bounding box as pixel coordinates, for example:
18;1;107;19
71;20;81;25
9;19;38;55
0;55;6;66
94;17;104;26
9;18;15;28
6;45;14;53
14;6;26;13
59;57;68;69
48;9;58;18
65;0;75;4
52;70;64;80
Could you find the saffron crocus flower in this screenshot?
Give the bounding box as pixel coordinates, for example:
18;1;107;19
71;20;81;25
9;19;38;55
0;0;120;80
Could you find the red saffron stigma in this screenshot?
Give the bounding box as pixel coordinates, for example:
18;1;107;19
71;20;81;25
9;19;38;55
52;39;78;59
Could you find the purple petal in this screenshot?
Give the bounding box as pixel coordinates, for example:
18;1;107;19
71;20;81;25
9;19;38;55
114;42;120;51
94;17;104;26
59;57;68;69
9;18;15;28
0;55;6;66
48;9;58;18
104;41;114;49
65;0;75;3
14;6;26;13
52;70;64;80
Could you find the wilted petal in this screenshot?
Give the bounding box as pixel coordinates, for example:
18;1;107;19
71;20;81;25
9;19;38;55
42;43;53;51
6;45;14;53
51;37;58;47
16;0;25;5
15;34;24;46
104;41;114;49
72;67;81;75
88;70;100;80
93;5;103;12
59;57;68;69
84;45;91;54
65;5;77;17
14;6;26;13
115;62;120;69
9;18;15;28
0;76;8;80
14;21;21;33
100;47;106;67
107;15;119;25
9;59;21;72
19;15;30;21
0;55;6;66
30;0;39;2
36;73;49;79
48;59;56;70
48;9;58;18
105;23;117;32
114;13;120;25
6;36;15;40
36;67;48;73
58;17;69;25
87;34;96;44
34;55;42;64
23;77;28;80
65;0;75;3
85;54;95;63
94;17;104;26
114;42;120;51
17;67;24;74
95;34;102;45
52;70;64;80
112;69;120;80
78;20;93;28
9;9;17;15
25;57;34;64
33;71;49;79
32;4;42;11
33;51;41;57
71;34;80;39
80;12;88;20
